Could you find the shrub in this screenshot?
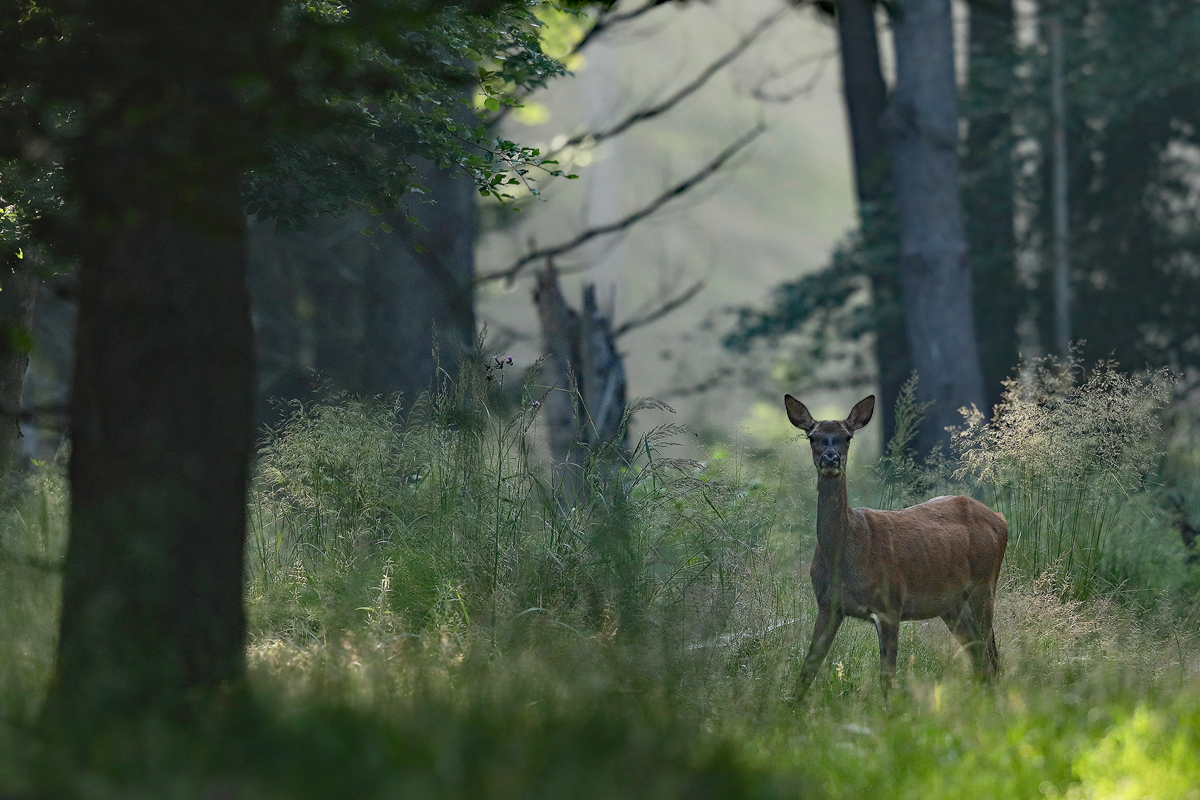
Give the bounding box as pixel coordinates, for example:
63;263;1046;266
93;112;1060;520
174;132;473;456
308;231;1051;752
953;357;1175;601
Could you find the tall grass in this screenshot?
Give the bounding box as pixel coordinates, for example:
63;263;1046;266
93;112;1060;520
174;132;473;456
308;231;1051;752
0;464;67;724
245;352;775;673
954;357;1176;602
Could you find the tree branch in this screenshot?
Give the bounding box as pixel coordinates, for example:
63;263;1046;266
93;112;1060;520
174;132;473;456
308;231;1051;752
478;124;765;286
571;0;677;57
614;280;705;338
487;0;677;127
751;48;837;103
549;10;784;157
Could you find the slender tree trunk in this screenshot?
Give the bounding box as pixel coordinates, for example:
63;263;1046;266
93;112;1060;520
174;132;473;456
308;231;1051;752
0;253;37;488
887;0;986;453
836;0;909;445
965;0;1018;415
1047;12;1071;360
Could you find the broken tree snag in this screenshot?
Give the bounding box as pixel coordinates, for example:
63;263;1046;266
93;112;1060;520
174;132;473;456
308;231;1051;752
580;284;628;456
533;260;629;506
534;260;586;503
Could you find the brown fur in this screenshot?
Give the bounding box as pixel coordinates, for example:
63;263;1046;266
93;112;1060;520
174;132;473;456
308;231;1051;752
785;394;1008;699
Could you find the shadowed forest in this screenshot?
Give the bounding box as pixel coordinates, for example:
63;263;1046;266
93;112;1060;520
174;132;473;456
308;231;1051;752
3;1;1200;798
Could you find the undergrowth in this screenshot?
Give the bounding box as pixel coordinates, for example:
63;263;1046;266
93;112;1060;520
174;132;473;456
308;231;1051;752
2;354;1199;798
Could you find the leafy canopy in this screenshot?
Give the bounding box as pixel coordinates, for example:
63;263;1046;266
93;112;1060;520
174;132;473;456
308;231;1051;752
0;1;584;250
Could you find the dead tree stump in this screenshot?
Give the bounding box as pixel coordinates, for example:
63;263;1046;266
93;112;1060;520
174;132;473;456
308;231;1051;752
533;260;628;506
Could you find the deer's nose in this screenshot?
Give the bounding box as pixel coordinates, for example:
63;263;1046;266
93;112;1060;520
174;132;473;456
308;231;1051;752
819;452;840;467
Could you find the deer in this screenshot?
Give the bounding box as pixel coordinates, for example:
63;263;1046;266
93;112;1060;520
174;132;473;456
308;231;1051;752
784;394;1008;700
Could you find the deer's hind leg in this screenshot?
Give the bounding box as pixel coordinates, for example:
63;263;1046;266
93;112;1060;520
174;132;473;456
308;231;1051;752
967;584;1000;680
940;598;991;682
872;613;900;698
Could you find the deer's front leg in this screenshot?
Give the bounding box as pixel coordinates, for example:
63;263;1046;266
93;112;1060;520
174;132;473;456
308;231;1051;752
794;604;844;700
873;613;900;698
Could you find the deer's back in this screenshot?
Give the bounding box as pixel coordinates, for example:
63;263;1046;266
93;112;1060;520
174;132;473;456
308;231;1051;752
854;495;1007;617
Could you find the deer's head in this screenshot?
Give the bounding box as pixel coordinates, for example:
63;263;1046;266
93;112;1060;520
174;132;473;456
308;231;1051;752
784;395;875;476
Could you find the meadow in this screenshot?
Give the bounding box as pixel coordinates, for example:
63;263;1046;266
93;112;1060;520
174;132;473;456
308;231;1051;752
2;357;1199;799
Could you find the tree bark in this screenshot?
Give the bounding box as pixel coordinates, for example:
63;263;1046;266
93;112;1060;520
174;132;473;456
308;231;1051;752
964;0;1018;415
835;0;910;445
887;0;986;454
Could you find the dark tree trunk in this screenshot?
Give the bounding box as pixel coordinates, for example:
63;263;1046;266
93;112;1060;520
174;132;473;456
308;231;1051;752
964;0;1018;415
47;0;263;733
247;159;477;428
0;252;37;489
838;0;889;202
835;0;910;446
52;183;253;727
887;0;986;454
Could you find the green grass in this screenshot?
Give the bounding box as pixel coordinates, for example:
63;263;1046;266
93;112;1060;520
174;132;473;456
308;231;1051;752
3;357;1200;798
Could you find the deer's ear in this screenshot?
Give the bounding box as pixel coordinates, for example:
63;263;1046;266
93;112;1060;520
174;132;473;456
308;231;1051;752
846;395;875;431
784;394;817;433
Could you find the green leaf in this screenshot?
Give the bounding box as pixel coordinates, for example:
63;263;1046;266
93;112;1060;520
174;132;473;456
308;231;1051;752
483;97;500;112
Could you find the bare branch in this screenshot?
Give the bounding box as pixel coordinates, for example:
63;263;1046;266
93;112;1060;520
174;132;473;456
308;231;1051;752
751;48;837;103
614;280;705;338
660;366;735;399
550;10;784;157
571;0;677;57
487;0;677;127
478;124;765;286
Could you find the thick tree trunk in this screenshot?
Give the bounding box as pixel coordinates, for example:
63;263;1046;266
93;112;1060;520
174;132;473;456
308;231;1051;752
51;182;253;727
836;0;910;445
887;0;986;454
0;253;37;489
965;0;1018;415
247;160;477;427
47;0;262;732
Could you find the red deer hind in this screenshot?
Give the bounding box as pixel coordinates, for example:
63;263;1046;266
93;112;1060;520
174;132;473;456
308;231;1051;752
785;394;1007;699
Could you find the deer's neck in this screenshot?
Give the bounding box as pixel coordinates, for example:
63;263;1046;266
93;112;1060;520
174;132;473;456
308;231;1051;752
816;472;854;560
